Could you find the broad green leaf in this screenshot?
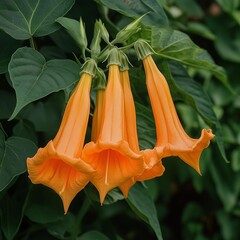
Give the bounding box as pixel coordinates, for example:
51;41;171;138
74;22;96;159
0;31;21;74
0;90;15;119
159;60;228;163
25;185;64;223
209;154;238;211
127;183;163;240
215;31;240;63
56;17;87;51
47;213;76;239
217;210;240;240
174;0;203;18
216;0;240;12
96;0;168;27
56;17;87;54
12;120;37;143
187;22;216;40
0;130;37;192
135;102;156;150
0;0;75;40
151;28;230;90
84;184;124;205
20;92;65;132
8;47;81;120
78;231;110;240
231;149;240;172
232;10;240;25
0;181;29;240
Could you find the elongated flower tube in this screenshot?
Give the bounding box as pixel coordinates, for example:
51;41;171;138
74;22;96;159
135;40;215;174
91;70;106;142
27;60;97;213
118;67;141;197
82;48;144;203
118;53;164;190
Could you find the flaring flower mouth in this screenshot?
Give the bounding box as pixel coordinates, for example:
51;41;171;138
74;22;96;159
141;55;214;175
27;141;94;213
27;72;94;213
82;140;143;203
82;64;145;203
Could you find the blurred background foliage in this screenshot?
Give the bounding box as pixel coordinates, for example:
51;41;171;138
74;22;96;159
0;0;240;239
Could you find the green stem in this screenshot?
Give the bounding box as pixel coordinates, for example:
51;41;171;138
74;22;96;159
72;197;91;238
29;37;36;49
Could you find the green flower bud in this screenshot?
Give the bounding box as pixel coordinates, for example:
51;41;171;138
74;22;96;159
112;14;147;44
90;21;102;59
97;19;110;44
79;18;88;57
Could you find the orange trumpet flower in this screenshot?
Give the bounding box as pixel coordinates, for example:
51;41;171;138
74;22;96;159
82;50;144;203
118;69;142;197
142;55;215;174
27;63;96;213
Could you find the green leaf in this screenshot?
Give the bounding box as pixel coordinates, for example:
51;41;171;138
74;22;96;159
84;184;124;205
159;60;228;163
209;154;238;211
0;31;21;74
135;102;156;150
96;0;168;27
0;0;75;40
25;185;64;223
20;92;65;133
127;183;163;240
0;130;37;192
47;213;76;239
214;30;240;63
0;90;15;120
216;210;240;240
78;230;110;240
232;10;240;25
56;17;87;51
187;22;216;40
0;181;29;240
8;47;81;120
174;0;203;18
151;28;230;90
216;0;240;12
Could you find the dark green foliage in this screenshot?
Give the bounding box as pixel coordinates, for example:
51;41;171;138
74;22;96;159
0;0;239;239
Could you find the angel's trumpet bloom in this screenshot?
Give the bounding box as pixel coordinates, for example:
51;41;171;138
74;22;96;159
143;55;215;174
118;70;142;197
118;71;164;189
27;62;96;213
82;51;144;203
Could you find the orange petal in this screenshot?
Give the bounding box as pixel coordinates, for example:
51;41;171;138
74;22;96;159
119;177;135;198
120;70;140;152
82;65;144;203
98;65;125;142
143;56;215;173
53;73;92;158
27;73;94;212
83;141;143;203
27;141;93;213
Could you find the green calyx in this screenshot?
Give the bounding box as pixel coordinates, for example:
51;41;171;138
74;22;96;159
93;68;106;90
81;58;98;77
134;39;155;60
119;51;132;71
107;47;121;67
